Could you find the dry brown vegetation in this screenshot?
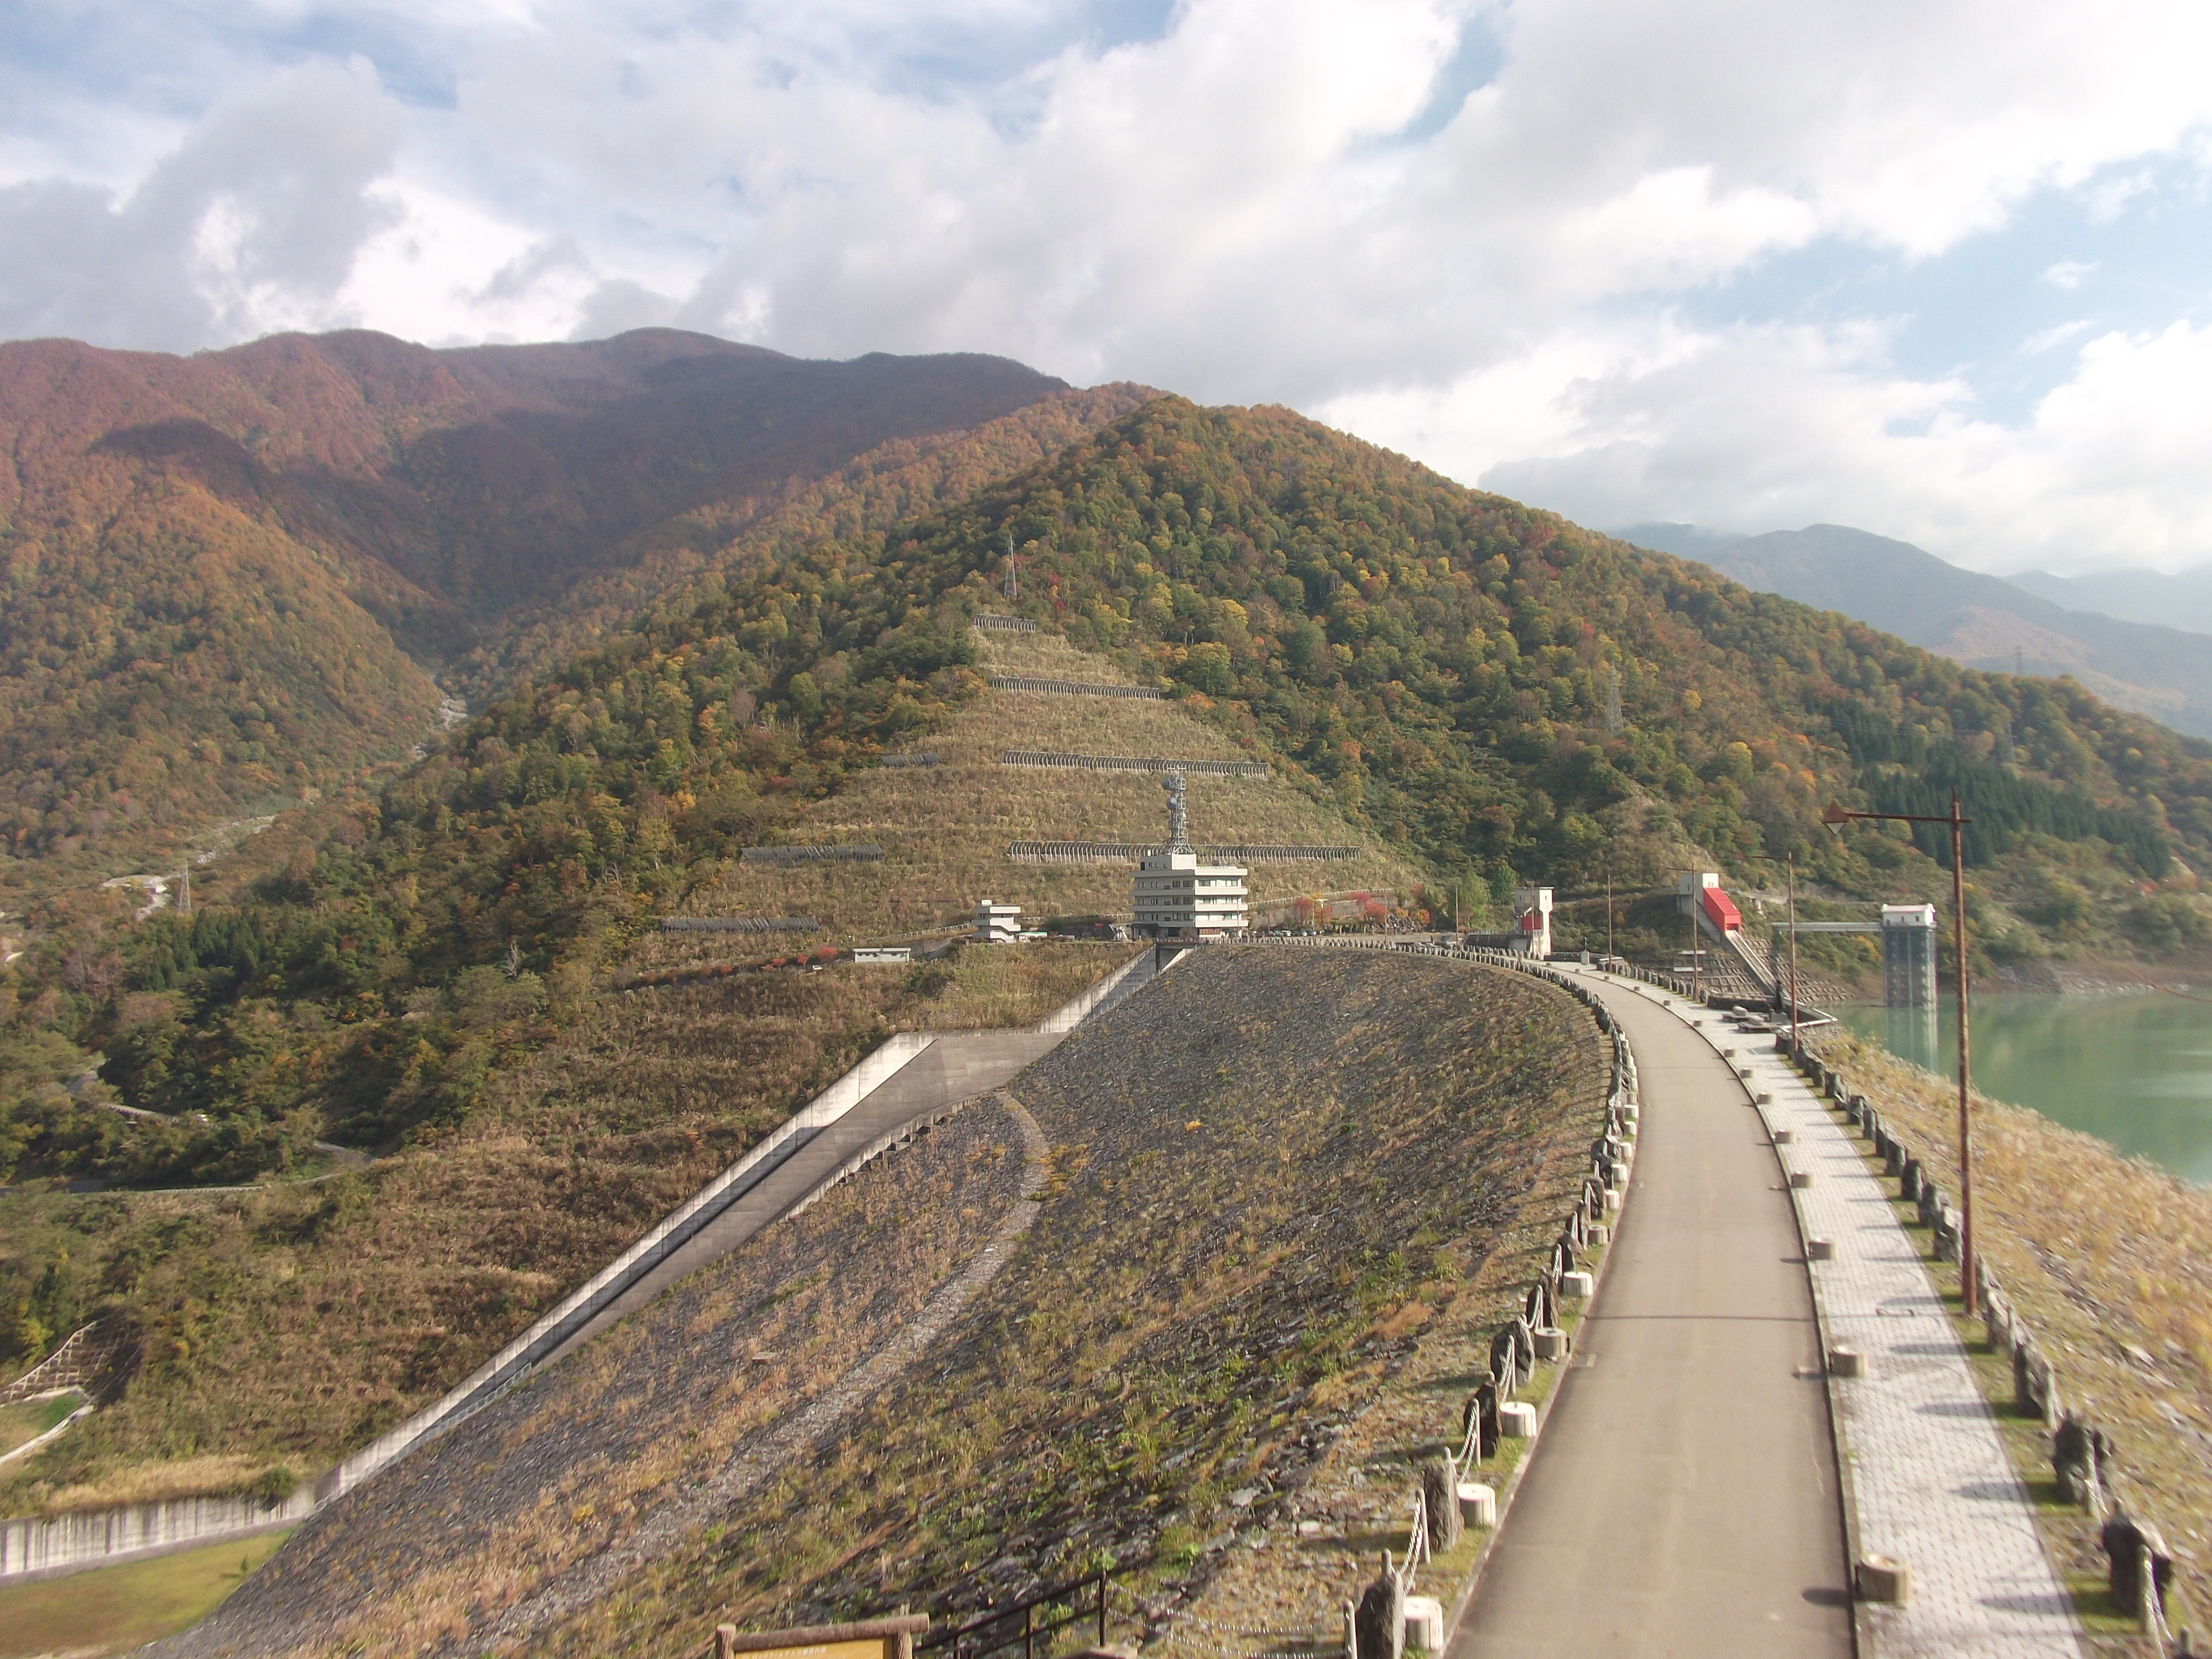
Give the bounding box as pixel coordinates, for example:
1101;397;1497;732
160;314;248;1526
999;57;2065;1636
161;1098;1036;1659
456;947;1601;1659
0;946;1113;1516
659;629;1426;953
1810;1027;2212;1619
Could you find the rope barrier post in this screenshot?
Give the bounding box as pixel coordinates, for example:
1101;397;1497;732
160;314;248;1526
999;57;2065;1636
716;1627;737;1659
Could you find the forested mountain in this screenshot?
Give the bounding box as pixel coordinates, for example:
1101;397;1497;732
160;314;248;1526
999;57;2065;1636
11;393;2208;1180
0;329;1084;885
5;392;2210;1501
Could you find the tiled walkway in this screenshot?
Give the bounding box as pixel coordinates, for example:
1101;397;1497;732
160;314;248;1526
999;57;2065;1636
1591;974;2081;1659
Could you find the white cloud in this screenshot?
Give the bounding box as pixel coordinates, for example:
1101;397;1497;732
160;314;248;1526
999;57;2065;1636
1449;317;2212;575
2042;259;2098;290
0;56;404;347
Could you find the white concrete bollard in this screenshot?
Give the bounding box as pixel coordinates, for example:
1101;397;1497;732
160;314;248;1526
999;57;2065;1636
1532;1327;1567;1360
1829;1347;1865;1378
1499;1401;1536;1438
1603;1188;1623;1214
1737;1066;1755;1079
1807;1239;1835;1261
1402;1595;1445;1652
1457;1481;1498;1528
1587;1224;1609;1246
1788;1170;1815;1190
1561;1270;1594;1298
1771;1127;1792;1143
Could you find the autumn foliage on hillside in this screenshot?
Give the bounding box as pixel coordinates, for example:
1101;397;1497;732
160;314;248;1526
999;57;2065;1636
0;328;1076;882
10;394;2211;1186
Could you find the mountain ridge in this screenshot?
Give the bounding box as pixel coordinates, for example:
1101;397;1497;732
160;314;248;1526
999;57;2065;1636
1621;521;2212;740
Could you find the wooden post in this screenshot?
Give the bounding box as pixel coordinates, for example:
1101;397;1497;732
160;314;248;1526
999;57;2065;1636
716;1627;737;1659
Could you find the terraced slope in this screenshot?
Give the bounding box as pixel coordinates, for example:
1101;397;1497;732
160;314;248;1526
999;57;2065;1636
168;947;1604;1659
658;627;1425;950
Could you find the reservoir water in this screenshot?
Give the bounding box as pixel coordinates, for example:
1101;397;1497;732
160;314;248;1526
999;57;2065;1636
1835;993;2212;1185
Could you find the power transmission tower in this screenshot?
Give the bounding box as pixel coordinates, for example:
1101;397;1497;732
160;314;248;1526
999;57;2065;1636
1003;530;1018;601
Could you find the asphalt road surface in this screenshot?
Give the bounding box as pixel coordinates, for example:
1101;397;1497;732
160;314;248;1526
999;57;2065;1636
1450;978;1851;1658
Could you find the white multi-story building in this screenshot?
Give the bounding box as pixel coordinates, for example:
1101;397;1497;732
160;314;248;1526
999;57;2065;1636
1131;773;1248;940
974;900;1022;944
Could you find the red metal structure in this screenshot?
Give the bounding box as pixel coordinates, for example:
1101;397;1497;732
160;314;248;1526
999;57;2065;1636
1699;884;1742;936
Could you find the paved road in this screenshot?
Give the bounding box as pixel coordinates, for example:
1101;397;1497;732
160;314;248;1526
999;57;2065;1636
1452;979;1852;1658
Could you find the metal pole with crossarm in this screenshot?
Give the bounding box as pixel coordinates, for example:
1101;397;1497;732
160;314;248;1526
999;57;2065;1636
1822;794;1979;1318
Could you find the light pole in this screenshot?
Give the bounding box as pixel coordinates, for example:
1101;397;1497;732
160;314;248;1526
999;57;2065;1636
1821;793;1978;1317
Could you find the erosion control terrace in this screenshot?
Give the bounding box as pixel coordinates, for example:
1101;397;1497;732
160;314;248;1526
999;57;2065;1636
160;947;1606;1659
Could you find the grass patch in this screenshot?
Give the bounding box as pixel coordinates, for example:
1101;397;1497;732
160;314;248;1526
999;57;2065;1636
0;1390;84;1457
0;1527;291;1658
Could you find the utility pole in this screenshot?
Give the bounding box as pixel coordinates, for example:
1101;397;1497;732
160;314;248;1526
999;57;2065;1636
1684;870;1700;1002
1787;853;1801;1060
1948;791;1973;1319
1606;869;1614;968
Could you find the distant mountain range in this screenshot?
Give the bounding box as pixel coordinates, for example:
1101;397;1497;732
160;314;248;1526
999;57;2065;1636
2006;565;2212;637
1617;522;2212;741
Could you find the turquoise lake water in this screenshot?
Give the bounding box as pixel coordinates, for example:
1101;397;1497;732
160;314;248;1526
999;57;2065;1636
1834;993;2212;1185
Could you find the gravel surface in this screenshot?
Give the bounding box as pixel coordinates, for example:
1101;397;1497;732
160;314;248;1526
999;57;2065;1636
523;946;1604;1659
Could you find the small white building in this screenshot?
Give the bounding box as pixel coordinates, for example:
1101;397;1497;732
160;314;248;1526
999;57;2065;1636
852;946;914;964
1512;885;1554;959
974;899;1023;944
1131;773;1249;940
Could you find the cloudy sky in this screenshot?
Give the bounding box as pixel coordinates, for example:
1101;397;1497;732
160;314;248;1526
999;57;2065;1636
5;1;2211;575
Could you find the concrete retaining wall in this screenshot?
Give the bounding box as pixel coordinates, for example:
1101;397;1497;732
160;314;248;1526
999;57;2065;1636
0;1488;315;1581
316;1030;938;1504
